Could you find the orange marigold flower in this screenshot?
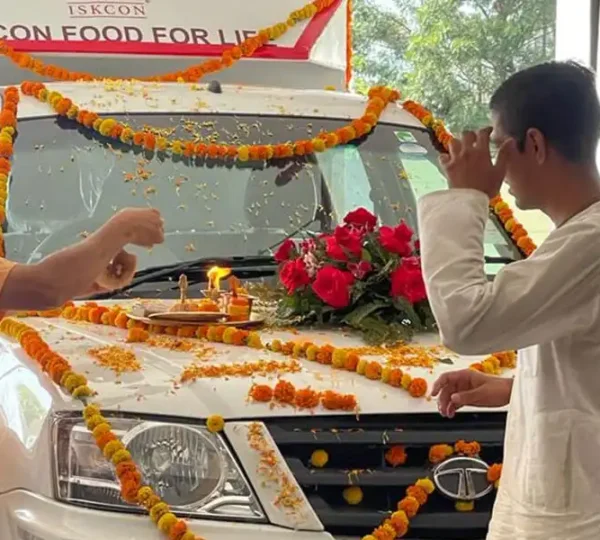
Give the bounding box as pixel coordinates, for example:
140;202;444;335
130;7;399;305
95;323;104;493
249;384;273;402
454;440;481;457
114;311;129;329
295;387;320;409
429;443;454;464
168;520;188;540
385;445;407;467
95;431;117;450
487;463;502;483
176;326;197;338
344;352;359;371
115;460;138;479
372;522;397;540
365;361;382;380
398;495;420;518
389;510;409;535
408;377;427;398
406;485;428;506
316;344;334;364
273;379;296;404
388;368;404;387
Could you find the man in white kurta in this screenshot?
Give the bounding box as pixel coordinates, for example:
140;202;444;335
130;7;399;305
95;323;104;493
419;61;600;539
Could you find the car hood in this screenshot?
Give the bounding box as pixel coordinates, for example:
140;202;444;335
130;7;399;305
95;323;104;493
7;312;496;419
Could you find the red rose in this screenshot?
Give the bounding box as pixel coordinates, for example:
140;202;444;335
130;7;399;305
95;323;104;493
379;221;414;256
348;260;373;279
312;265;355;309
280;259;311;294
334;226;362;258
325;236;348;261
344;207;377;232
390;257;427;303
274;239;297;262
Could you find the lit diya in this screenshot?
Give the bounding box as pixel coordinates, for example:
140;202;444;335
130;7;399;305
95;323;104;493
223;275;253;322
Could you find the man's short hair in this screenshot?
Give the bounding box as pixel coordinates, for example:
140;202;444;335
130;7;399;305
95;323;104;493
490;61;600;163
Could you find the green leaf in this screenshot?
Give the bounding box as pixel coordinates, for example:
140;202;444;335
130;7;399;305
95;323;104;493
343;301;388;326
361;248;372;262
438;357;454;365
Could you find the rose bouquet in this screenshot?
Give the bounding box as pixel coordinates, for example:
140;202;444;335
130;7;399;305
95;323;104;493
274;208;436;344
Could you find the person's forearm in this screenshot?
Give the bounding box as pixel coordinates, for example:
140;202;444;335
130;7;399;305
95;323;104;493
0;222;129;310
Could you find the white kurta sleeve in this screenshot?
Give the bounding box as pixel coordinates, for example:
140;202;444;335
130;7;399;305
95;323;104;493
418;189;600;355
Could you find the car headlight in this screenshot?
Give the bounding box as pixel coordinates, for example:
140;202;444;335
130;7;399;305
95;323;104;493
52;414;265;521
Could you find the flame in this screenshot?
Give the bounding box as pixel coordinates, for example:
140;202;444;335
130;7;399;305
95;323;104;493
207;266;231;291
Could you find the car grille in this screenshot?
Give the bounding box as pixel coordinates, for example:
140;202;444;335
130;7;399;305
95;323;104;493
264;412;505;539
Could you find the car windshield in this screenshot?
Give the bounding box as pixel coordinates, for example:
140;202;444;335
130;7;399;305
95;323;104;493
6;113;520;273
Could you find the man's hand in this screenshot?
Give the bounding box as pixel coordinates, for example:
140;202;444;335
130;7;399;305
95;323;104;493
431;369;513;418
95;250;137;290
110;208;165;247
439;128;516;198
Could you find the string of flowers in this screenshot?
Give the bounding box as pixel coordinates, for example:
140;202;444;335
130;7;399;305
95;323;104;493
248;380;358;412
401;100;537;257
46;303;431;400
19;81;398;162
0;316;222;540
469;350;516;375
0;86;19;257
429;441;502;513
0;0;338;83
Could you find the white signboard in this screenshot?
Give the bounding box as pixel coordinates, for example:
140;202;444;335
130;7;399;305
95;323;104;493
0;0;344;60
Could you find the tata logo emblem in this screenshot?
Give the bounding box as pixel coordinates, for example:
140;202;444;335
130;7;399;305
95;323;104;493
432;456;493;501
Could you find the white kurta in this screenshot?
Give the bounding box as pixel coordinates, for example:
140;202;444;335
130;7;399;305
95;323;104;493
418;189;600;540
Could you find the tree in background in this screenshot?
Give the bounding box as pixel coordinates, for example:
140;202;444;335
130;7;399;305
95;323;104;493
352;0;556;132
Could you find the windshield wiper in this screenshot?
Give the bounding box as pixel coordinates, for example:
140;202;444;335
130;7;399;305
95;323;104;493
89;255;277;300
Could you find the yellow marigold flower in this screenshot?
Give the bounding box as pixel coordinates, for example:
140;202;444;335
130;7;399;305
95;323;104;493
86;414;107;430
356;358;368;375
93;118;103;132
306;345;319;361
156;136;168;152
103;440;124;459
270;339;282;352
415;477;435;495
2;126;15;136
120;127;134;143
400;373;412;390
222;327;237;345
332;349;347;369
310;449;329;468
206;414;225;433
92;423;112;438
150;502;170;523
157;512;178;533
206;326;219;342
343;486;363;505
72;385;93;398
180;532;196;540
292;343;304;358
247;332;263;349
381;366;392;384
83;404;101;419
238;146;250;161
390;509;409;527
136;486;154;503
362;536;377;540
111;449;132;465
455;500;474;512
67;105;79;119
171;140;184;155
99;118;116;137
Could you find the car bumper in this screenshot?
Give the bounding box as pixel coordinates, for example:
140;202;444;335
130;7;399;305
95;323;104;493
0;490;334;540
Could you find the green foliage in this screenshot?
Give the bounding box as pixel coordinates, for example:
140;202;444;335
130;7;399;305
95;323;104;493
352;0;556;132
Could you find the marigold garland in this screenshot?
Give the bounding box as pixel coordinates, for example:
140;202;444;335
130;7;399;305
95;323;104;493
470;350;517;374
20;81;399;163
401;100;537;258
0;318;207;540
0;86;19;257
0;0;337;83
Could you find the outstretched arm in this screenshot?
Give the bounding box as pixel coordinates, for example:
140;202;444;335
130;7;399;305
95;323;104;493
0;207;163;311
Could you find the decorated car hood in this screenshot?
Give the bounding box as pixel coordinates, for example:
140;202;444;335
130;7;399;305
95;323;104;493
2;310;505;419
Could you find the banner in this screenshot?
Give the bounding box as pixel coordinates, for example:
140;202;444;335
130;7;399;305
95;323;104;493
0;0;344;59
